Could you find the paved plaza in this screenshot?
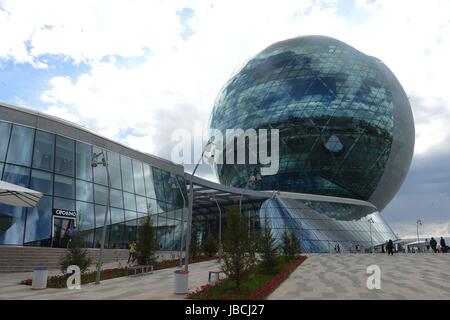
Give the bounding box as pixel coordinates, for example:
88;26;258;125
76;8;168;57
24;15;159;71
1;254;449;300
269;253;450;300
0;260;220;300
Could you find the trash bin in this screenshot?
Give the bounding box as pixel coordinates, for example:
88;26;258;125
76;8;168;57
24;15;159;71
174;269;189;294
31;267;48;290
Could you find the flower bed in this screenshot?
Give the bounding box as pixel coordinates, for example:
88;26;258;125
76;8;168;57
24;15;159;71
186;256;307;300
20;255;217;288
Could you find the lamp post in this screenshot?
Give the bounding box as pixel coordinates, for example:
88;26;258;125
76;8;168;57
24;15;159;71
416;219;422;251
209;193;222;263
91;150;111;285
185;140;214;273
368;217;374;254
169;176;186;266
239;168;262;235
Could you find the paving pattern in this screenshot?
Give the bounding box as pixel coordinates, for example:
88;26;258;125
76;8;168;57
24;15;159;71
0;260;220;300
269;253;450;300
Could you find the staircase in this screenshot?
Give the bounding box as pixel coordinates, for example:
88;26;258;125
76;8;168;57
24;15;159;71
0;246;129;273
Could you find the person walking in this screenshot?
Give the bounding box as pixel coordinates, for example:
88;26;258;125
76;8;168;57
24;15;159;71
128;241;137;264
425;238;430;252
440;237;447;253
430;237;438;253
66;222;76;248
386;239;394;256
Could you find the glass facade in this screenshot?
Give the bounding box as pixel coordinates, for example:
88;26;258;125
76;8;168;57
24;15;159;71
0;120;186;249
209;35;414;211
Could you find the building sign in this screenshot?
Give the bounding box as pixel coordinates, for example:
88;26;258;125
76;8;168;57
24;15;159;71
52;208;77;218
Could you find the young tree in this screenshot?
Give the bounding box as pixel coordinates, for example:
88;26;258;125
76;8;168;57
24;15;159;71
281;229;292;261
190;226;200;259
202;226;218;257
260;215;279;273
60;233;92;274
136;215;156;265
221;204;252;290
290;231;301;257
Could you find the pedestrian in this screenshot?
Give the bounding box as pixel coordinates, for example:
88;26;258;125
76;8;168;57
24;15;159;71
336;243;340;253
128;241;137;264
430;237;438;253
386;239;394;255
66;222;76;248
425;238;430;252
440;237;447;253
381;243;385;253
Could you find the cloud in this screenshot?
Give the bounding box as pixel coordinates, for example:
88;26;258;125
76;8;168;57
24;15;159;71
1;0;450;234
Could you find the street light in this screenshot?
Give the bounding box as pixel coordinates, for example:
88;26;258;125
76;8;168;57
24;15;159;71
185;140;214;273
91;150;111;285
209;193;222;263
416;219;422;251
368;217;374;254
169;176;186;266
239;168;262;234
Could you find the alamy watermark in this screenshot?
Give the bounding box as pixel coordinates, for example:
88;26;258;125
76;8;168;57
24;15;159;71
170;121;280;176
366;264;381;290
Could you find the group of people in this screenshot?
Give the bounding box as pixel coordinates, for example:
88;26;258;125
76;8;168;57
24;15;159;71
426;237;448;253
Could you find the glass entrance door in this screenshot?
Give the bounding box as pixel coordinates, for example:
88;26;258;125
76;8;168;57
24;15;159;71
52;217;75;248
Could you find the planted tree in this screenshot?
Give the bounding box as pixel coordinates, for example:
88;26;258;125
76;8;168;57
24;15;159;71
221;204;252;290
290;231;301;257
281;230;300;261
259;215;279;274
136;215;156;265
190;226;200;259
202;226;218;257
60;233;92;274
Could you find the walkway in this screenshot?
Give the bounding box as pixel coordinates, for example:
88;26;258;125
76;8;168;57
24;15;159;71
0;260;220;300
269;253;450;300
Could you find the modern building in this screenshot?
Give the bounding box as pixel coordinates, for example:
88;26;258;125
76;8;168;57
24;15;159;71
0;102;187;250
0;35;414;254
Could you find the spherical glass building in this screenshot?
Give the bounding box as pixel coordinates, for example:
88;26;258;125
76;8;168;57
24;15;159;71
210;35;414;211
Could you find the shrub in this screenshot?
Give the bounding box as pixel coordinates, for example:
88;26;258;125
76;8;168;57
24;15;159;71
221;204;253;290
202;226;218;257
60;234;92;274
259;215;279;273
136;215;156;265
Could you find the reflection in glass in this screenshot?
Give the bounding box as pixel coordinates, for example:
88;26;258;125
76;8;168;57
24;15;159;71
53;197;75;211
54;175;75;199
94;184;108;206
107;151;122;189
55;136;75;176
110;189;123;208
6;125;34;166
2;164;30;187
93;146;107;186
120;155;134;193
76;179;93;203
32;130;54;171
132;160;146;196
30;170;53;195
24;196;52;245
0;121;11;161
0;203;26;245
123;192;136;211
76;141;92;182
143;164;156;199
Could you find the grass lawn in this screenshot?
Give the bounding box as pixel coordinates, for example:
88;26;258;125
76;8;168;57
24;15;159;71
187;256;307;300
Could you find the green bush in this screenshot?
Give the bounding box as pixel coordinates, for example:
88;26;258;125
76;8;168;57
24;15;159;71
202;227;218;257
259;215;279;274
60;234;92;274
136;215;156;265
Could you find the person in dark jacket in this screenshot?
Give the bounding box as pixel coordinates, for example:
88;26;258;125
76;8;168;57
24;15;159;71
386;239;394;255
430;237;438;253
440;237;447;253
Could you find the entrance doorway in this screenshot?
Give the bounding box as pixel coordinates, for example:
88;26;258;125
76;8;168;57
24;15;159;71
52;216;76;248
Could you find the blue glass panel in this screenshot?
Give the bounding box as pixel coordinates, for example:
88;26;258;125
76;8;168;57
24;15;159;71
120;155;134;193
24;196;52;245
32;130;54;171
94;184;108;206
55;136;75;176
2;164;30;187
123;192;136;211
53;197;75;211
143;164;156;198
136;195;147;213
110;189;123;208
76;179;93;203
54;175;75;199
76;201;95;247
107;151;122;189
30;170;53;195
0;121;11;161
6;125;34;166
93;146;107;186
132;160;145;196
76;141;92;182
0;203;26;245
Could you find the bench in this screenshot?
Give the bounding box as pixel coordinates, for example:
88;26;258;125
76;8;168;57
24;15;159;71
126;264;153;276
208;270;225;283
